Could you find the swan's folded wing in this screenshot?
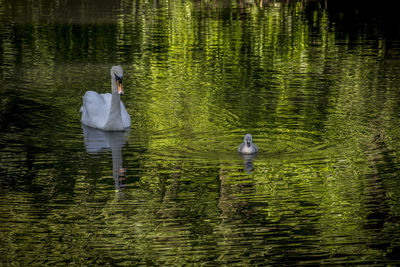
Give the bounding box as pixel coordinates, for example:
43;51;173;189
238;142;245;152
100;93;112;106
253;143;259;152
81;91;109;129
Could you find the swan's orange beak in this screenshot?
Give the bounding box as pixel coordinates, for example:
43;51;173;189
117;80;124;95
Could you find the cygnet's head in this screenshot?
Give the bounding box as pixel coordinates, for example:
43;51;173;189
244;134;253;147
111;65;124;95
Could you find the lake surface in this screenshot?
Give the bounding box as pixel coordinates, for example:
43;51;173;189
1;0;400;265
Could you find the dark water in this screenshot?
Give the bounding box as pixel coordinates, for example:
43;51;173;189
1;0;400;265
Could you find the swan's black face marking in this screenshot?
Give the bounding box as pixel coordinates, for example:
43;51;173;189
115;74;124;95
244;134;252;147
112;65;124;95
115;74;123;83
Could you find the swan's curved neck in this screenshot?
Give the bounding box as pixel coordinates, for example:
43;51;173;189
103;77;123;130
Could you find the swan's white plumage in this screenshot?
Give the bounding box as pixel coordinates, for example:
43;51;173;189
81;91;131;130
238;134;258;154
80;65;131;131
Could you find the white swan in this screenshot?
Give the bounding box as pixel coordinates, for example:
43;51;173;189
238;134;259;154
80;65;131;131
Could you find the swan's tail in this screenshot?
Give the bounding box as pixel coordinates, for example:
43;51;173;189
80;95;85;112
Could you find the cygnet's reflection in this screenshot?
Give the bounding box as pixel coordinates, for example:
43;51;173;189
240;153;257;174
82;125;130;191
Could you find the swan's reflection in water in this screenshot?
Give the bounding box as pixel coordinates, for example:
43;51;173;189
240;153;257;174
82;125;130;191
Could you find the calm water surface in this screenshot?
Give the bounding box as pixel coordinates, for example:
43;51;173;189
1;0;400;265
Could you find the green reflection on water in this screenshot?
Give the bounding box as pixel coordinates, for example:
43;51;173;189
1;0;400;265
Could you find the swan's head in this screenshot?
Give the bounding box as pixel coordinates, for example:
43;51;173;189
111;65;124;95
244;134;253;148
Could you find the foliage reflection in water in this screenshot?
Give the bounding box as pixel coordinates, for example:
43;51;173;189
1;0;400;265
